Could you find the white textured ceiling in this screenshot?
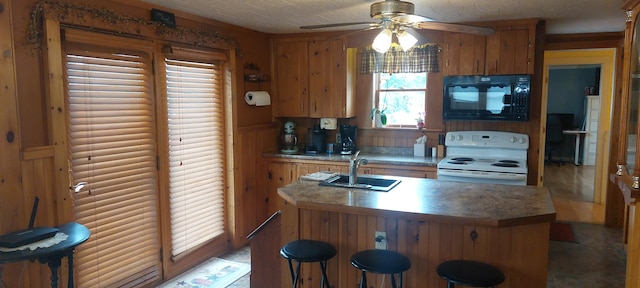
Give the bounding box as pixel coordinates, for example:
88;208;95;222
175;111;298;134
141;0;626;35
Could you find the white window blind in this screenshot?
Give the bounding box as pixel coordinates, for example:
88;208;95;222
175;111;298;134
66;49;161;287
165;58;226;257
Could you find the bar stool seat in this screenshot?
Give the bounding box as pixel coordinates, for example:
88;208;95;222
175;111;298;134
436;260;505;288
280;239;337;288
351;249;411;288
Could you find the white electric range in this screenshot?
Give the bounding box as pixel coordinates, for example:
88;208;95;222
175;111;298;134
436;131;529;186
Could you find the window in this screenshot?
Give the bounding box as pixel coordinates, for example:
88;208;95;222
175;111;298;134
374;72;427;127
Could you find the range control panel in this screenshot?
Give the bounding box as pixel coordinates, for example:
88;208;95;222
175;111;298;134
445;131;529;150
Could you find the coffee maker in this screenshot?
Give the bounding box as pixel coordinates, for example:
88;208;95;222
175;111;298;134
306;124;326;154
339;125;357;155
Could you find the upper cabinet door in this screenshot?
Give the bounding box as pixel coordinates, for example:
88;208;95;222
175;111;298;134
273;38;355;118
274;41;309;117
485;29;533;75
442;33;486;76
308;39;356;118
442;20;536;76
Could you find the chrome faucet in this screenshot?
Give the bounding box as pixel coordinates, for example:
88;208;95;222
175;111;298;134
349;151;368;186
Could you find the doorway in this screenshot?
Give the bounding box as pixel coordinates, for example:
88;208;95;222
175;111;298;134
539;49;615;209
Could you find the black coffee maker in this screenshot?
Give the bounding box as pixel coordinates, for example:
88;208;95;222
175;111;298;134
339;125;357;155
306;124;326;154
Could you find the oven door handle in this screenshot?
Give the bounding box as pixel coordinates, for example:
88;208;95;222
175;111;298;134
437;170;527;181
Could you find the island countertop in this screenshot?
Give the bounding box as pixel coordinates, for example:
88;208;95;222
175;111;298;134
278;176;556;228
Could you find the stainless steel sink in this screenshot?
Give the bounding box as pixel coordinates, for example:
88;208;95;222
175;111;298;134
318;174;401;192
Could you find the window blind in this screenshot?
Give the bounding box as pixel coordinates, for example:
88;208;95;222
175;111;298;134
66;49;161;287
165;58;226;257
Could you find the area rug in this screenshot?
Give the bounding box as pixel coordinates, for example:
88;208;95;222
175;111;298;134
549;221;578;243
159;258;250;288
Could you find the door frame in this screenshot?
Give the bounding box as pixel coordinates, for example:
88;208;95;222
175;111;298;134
539;48;616;204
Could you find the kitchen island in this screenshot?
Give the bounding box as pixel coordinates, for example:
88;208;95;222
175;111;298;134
277;176;556;288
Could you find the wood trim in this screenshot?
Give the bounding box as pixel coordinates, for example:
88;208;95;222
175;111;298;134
545;32;625;50
22;145;54;160
43;19;74;223
0;0;23;232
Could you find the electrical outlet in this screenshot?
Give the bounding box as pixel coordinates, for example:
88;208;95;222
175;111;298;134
375;231;387;250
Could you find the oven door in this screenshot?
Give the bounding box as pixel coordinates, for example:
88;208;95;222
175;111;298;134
437;169;527;186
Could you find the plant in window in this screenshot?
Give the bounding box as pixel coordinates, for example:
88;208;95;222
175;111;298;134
371;108;388;127
416;111;425;130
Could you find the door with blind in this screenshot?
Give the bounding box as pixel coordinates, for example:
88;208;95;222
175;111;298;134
157;49;229;276
64;36;163;287
60;29;229;286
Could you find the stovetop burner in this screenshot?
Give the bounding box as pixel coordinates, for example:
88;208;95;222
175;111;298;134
451;157;474;162
447;161;468;165
497;160;519;164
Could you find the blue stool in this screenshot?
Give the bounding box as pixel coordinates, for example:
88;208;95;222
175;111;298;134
350;249;411;288
436;260;505;288
280;239;336;288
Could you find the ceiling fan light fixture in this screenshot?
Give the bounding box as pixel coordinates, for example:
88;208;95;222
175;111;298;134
397;30;418;51
372;28;393;53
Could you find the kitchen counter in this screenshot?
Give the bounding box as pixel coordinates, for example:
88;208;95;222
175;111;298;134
276;177;556;287
263;151;440;167
278;177;555;228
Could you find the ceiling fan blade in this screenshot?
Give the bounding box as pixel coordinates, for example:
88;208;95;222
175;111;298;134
392;14;435;24
413;21;495;35
300;22;379;29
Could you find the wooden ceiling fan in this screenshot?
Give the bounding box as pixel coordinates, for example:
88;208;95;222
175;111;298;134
300;0;494;36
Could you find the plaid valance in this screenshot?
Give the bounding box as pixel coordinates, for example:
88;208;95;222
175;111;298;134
360;44;440;74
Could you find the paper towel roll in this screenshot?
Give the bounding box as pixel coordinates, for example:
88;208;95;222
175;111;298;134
244;91;271;106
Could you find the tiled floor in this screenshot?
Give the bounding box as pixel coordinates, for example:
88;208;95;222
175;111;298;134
545;164;626;288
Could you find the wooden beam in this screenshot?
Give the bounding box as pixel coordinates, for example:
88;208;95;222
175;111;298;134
43;19;74;223
0;0;24;233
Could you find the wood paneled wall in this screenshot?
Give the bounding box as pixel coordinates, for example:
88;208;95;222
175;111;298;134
285;207;550;288
3;0;276;285
4;146;65;287
231;124;279;247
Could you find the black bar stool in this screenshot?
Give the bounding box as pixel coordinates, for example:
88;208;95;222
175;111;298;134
280;239;337;288
436;260;505;288
350;249;411;288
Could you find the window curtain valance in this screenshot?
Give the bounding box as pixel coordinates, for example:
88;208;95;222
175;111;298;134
360;44;440;74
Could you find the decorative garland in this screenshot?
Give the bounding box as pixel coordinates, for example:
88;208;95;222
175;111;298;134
28;0;243;57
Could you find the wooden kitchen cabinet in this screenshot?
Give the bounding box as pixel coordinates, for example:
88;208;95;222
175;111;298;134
485;28;534;75
442;19;537;76
267;162;298;214
273;38;356;118
273;40;309;117
365;166;437;179
442;33;486;76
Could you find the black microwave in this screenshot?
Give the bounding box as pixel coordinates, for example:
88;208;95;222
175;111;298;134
443;75;531;121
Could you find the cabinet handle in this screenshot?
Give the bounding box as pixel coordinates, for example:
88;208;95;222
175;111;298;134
267;171;272;180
